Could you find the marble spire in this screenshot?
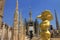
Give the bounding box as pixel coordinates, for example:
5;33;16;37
19;12;25;40
13;0;19;40
54;9;59;30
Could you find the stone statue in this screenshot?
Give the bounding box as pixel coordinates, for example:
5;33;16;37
37;10;53;40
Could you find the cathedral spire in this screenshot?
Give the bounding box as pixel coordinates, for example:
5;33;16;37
19;12;23;26
20;12;22;22
14;0;19;24
54;9;59;30
29;8;32;22
16;0;18;10
13;0;19;40
14;0;19;20
19;11;25;40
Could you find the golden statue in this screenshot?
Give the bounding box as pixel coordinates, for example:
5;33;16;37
37;10;53;40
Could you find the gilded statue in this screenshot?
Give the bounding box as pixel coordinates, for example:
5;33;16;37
37;10;53;40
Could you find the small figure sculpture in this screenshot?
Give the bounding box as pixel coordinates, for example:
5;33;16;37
37;10;53;40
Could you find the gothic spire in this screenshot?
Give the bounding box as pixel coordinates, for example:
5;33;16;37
20;12;23;26
14;0;19;18
13;0;19;40
19;11;25;40
29;8;32;22
54;9;59;30
16;0;18;10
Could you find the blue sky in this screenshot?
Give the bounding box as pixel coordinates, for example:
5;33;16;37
3;0;60;29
